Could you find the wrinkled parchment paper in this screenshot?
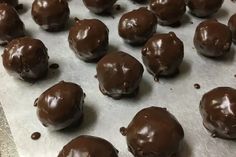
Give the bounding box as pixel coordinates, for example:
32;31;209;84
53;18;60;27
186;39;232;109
0;0;236;156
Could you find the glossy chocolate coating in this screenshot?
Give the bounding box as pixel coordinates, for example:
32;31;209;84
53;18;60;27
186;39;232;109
118;7;157;45
121;107;184;157
36;81;85;130
0;3;24;44
96;51;144;99
2;37;48;81
142;32;184;78
58;135;118;157
186;0;224;18
0;0;18;7
228;13;236;43
82;0;117;14
194;20;232;57
200;87;236;139
31;0;70;31
68;19;109;61
149;0;186;26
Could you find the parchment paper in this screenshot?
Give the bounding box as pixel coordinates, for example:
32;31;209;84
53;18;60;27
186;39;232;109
0;0;236;156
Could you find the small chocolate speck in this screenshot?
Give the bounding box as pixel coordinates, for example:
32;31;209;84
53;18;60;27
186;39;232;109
34;98;38;107
94;75;97;78
49;63;59;69
120;127;127;136
154;76;159;82
194;83;200;89
31;132;41;140
115;4;121;11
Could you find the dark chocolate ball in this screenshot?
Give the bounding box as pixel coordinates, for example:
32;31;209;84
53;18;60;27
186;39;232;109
0;0;18;7
2;37;49;81
200;87;236;139
82;0;117;14
149;0;186;25
194;19;232;57
228;13;236;43
120;107;184;157
36;81;85;130
58;135;118;157
0;3;24;44
186;0;224;18
142;32;184;79
96;51;144;99
68;18;109;62
118;7;157;45
31;0;70;31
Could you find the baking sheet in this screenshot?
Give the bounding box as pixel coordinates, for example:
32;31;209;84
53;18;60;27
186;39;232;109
0;0;236;157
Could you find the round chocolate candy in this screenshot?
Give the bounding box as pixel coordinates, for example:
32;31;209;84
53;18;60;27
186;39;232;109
2;37;49;81
186;0;224;18
0;3;24;44
36;81;85;130
68;18;109;62
200;87;236;139
82;0;117;14
120;106;184;157
0;0;18;7
228;13;236;43
149;0;186;26
194;19;232;57
118;7;157;45
142;32;184;79
31;0;70;31
96;51;144;99
58;135;118;157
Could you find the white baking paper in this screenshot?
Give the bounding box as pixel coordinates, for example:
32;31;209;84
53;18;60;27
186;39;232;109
0;0;236;157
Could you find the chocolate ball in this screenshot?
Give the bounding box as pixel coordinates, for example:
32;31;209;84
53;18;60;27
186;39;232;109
142;32;184;79
31;0;70;31
118;7;157;45
120;107;184;157
228;13;236;43
96;51;144;99
200;87;236;139
58;135;118;157
186;0;224;18
36;81;85;130
2;37;49;81
68;18;109;62
82;0;117;14
149;0;186;25
194;19;232;57
0;0;18;7
0;3;24;44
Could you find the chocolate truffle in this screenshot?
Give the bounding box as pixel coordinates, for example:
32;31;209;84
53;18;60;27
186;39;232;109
186;0;224;18
149;0;186;26
36;81;85;130
120;107;184;157
58;135;118;157
200;87;236;139
0;0;18;7
228;13;236;43
82;0;117;14
2;37;48;81
194;19;232;57
96;51;144;99
31;0;70;31
142;32;184;79
68;18;109;62
118;7;157;45
0;3;24;44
